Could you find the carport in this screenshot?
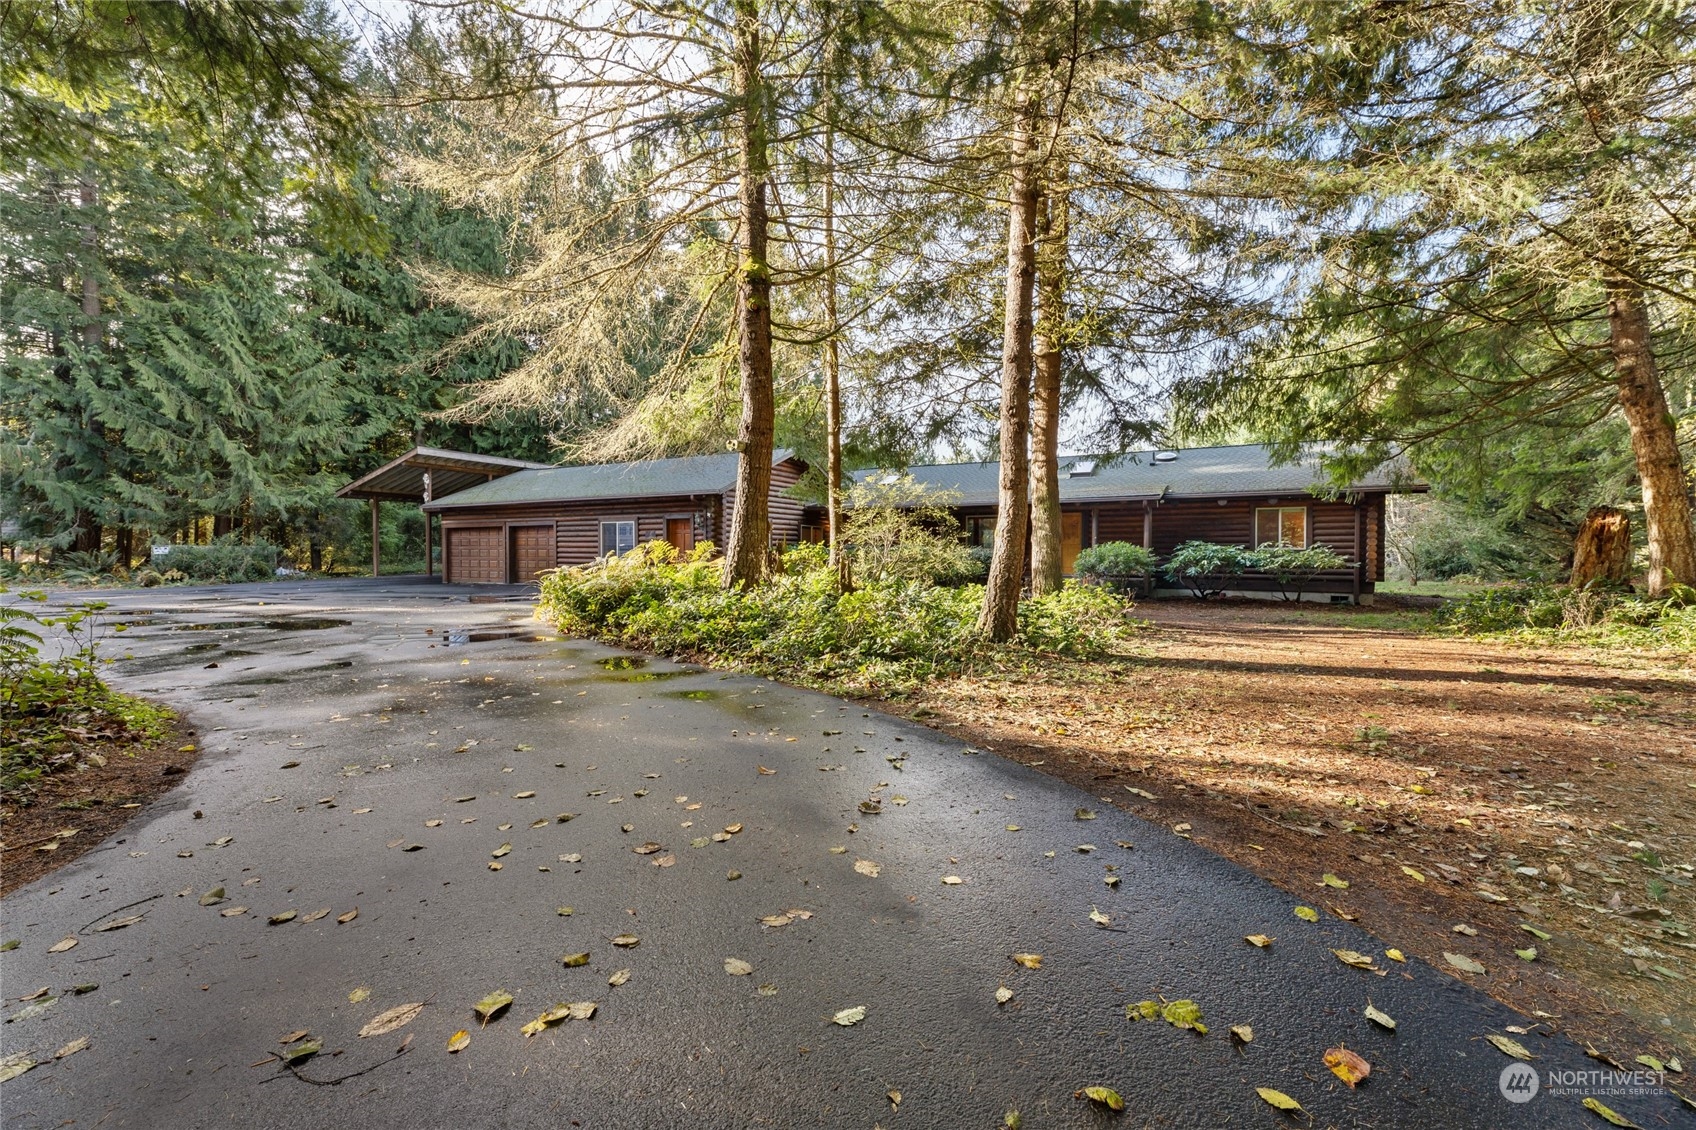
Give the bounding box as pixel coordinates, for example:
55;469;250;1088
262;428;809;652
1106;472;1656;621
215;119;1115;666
335;447;549;578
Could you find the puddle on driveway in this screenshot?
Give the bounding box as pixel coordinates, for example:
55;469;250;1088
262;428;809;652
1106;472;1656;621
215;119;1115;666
443;627;543;645
594;655;648;670
170;618;350;632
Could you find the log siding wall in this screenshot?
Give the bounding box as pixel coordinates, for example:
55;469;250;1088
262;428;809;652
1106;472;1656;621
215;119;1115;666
434;457;810;581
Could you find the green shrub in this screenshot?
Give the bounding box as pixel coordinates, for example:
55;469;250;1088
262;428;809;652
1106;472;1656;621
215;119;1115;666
1249;543;1349;601
842;473;979;586
537;541;1133;692
149;540;279;583
1164;541;1254;599
2;590;173;796
1074;541;1157;580
1435;582;1696;650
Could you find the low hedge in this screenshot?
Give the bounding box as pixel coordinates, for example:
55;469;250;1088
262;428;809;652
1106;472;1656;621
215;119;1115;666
538;540;1135;693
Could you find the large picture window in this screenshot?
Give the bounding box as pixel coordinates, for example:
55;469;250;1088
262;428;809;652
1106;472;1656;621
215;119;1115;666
1254;507;1307;548
599;520;636;556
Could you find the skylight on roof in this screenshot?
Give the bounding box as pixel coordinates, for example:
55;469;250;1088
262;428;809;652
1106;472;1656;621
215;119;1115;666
878;473;900;485
1152;451;1179;463
1068;460;1097;477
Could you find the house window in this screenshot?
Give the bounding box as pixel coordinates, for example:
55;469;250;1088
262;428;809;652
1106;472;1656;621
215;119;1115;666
799;524;828;544
1254;507;1307;547
969;517;997;548
599;520;636;556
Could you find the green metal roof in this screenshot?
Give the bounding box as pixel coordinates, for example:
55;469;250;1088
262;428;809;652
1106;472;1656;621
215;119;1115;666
855;444;1418;507
422;451;796;511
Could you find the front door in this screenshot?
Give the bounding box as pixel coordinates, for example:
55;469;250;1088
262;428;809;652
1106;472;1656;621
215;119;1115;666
1061;512;1083;575
666;517;694;554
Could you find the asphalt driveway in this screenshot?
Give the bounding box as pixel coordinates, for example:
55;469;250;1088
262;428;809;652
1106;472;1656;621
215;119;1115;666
0;579;1682;1128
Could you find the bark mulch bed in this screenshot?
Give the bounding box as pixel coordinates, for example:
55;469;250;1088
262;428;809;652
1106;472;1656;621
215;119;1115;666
2;716;200;896
895;597;1696;1077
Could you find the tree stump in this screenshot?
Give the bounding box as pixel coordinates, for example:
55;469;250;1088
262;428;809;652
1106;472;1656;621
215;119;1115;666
1570;507;1632;588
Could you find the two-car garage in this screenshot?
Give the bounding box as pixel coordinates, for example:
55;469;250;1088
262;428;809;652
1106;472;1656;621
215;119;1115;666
443;524;556;585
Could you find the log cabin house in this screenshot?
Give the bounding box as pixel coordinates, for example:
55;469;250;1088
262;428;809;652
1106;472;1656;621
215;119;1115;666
339;442;1417;600
816;443;1421;603
336;448;808;585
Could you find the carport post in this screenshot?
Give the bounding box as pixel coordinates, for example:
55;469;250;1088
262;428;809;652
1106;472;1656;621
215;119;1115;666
370;499;379;578
425;511;434;578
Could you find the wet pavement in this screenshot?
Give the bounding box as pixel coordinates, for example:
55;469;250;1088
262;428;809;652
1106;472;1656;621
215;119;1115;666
0;579;1683;1128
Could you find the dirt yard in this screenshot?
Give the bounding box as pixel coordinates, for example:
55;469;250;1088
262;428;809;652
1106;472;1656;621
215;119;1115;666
907;598;1696;1071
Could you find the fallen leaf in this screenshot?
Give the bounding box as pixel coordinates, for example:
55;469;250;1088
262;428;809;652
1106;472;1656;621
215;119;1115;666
612;934;639;947
220;906;248;917
1520;923;1552;941
1011;953;1043;970
268;911;297;925
95;914;143;932
1486;1034;1534;1061
0;1053;39;1082
1385;948;1405;962
1321;873;1350;889
472;990;514;1025
1324;1047;1371;1087
1364;1003;1396;1030
942;875;964;886
757;983;777;996
852;859;881;878
608;969;631;987
446;1029;470;1053
1231;1024;1254;1044
513;791;536;799
760;914;794;928
858;800;881;814
1089;907;1111;928
359;1002;425;1038
757;766;776;775
280;1037;321;1063
1332;949;1377;970
491;843;511;858
995;986;1014;1004
1075;808;1097;821
53;1036;89;1060
652;854;675;867
568;1001;596;1021
198;887;226;906
832;1006;867;1026
633;842;663;855
1256;1087;1304;1113
1124;786;1157;800
1583;1097;1642;1128
1080;1086;1124;1111
349;987;371;1003
337;908;358;924
724;958;754;976
1515;947;1538;962
1245;934;1274;948
300;908;331;924
1444;952;1486;975
1293;907;1319;923
562;953;590;967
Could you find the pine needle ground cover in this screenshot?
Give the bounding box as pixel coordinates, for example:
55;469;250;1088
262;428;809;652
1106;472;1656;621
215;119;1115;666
903;598;1695;1071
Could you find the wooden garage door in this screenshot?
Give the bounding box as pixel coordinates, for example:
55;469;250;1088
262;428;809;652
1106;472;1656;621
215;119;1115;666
512;525;555;581
447;527;503;584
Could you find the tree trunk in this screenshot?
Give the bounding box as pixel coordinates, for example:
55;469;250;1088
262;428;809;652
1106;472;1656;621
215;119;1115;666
309;539;324;573
1028;189;1068;596
74;169;103;558
723;0;775;589
821;23;846;583
978;96;1041;641
1570;506;1632;588
1607;275;1696;594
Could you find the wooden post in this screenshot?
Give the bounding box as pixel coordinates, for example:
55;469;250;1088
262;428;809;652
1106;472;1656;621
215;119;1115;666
425;511;434;578
1353;503;1366;603
370;499;379;578
1141;502;1154;550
